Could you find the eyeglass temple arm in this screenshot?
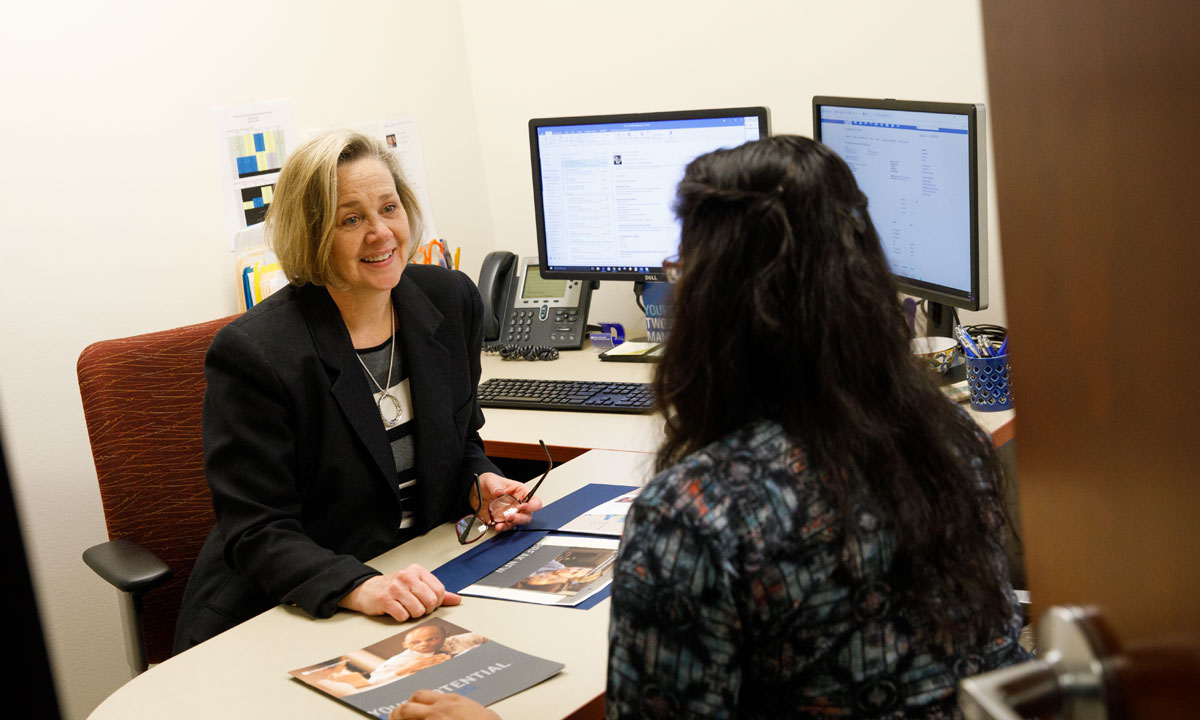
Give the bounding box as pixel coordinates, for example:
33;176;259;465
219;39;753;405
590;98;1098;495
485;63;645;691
520;440;553;503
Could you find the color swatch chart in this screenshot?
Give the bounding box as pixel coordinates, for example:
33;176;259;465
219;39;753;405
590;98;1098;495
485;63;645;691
231;130;286;178
241;183;275;225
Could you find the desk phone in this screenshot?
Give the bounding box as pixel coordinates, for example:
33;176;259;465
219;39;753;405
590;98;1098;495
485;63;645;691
478;252;592;349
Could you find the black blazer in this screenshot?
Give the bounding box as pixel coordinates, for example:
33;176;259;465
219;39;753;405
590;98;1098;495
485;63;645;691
174;265;500;652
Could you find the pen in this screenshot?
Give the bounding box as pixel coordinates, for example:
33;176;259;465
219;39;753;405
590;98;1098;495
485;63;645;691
998;336;1009;356
955;325;983;359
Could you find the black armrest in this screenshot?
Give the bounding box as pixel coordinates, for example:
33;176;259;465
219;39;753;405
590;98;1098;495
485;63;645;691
83;538;172;594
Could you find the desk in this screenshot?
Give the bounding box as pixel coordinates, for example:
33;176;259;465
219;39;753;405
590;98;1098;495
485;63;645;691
88;449;657;720
90;354;1014;720
478;350;663;462
478;350;1016;460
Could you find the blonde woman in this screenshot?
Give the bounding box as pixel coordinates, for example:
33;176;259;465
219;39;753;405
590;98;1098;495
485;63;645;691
175;131;540;652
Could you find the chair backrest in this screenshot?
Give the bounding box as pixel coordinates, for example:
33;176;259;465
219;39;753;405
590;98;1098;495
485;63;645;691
78;315;237;664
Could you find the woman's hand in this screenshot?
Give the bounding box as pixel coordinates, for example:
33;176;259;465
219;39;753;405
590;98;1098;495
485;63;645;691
390;690;500;720
476;472;544;532
338;564;460;622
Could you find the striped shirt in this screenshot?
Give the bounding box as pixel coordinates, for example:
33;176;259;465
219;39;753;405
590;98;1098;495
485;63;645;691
357;337;418;532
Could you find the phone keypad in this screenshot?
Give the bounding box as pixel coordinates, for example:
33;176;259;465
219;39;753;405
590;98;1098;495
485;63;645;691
503;308;581;345
505;309;535;342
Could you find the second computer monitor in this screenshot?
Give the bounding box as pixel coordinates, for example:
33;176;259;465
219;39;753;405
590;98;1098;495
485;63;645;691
813;96;988;312
530;107;769;283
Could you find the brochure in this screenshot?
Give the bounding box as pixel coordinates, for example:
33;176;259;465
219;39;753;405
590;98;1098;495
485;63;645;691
458;535;620;606
558;488;640;536
289;618;563;719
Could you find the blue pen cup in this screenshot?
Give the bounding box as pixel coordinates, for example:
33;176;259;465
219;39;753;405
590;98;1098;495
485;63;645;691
965;354;1013;411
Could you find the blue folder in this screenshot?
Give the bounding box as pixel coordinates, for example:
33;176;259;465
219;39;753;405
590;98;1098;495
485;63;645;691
433;483;637;610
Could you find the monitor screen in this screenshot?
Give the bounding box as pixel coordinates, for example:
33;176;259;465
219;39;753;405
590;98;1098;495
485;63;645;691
530;107;769;282
813;97;988;311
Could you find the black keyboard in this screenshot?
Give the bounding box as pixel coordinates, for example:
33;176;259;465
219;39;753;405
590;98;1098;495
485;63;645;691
477;378;655;414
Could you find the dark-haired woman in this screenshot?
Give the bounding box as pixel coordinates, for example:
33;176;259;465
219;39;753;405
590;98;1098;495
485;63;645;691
391;136;1027;720
604;135;1027;718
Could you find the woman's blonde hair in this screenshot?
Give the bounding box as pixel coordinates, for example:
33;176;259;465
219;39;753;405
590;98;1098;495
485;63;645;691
267;129;424;288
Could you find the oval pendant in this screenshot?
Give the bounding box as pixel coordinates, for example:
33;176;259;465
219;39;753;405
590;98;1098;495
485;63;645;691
378;392;403;427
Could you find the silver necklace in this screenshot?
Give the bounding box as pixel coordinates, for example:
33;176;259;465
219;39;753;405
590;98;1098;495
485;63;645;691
356;307;402;427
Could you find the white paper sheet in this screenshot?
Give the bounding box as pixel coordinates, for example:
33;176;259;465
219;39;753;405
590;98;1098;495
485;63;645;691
558;489;641;536
212;100;295;247
346;116;439;246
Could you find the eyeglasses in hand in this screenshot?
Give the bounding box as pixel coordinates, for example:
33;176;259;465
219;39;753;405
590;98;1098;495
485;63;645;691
455;439;553;544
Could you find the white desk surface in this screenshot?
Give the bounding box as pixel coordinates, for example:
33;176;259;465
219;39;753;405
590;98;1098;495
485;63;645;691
88;449;658;720
478;349;665;458
91;353;1013;720
478;350;1016;456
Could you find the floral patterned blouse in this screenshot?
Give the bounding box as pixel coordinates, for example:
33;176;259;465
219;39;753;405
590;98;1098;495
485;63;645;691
606;420;1028;719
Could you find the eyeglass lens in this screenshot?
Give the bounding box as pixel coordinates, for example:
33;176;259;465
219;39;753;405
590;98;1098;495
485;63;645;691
454;494;523;544
455;440;553;545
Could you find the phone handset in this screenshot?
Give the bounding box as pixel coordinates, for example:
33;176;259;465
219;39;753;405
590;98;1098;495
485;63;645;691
477;251;517;341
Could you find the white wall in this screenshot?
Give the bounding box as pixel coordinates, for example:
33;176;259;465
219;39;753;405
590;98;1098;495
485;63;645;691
460;0;1006;332
0;2;1003;718
0;2;492;717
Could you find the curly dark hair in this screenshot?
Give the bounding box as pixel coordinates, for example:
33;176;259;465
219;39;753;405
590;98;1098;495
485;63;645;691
654;135;1011;637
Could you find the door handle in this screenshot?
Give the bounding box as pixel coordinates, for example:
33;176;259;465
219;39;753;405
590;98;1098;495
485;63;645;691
960;605;1116;720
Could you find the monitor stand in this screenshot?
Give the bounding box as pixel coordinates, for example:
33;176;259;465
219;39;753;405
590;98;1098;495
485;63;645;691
925;301;967;381
926;301;957;338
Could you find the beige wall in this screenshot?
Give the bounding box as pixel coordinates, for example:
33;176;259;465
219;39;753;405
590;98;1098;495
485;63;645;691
0;1;1002;718
460;0;1006;332
0;2;491;717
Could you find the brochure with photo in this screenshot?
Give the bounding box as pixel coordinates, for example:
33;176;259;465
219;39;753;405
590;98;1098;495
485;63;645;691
288;618;563;719
558;489;640;536
458;535;620;606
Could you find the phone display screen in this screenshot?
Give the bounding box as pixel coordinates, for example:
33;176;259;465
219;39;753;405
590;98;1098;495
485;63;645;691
521;265;567;300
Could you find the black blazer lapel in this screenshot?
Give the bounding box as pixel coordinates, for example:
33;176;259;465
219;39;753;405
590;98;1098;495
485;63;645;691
296;284;396;485
392;275;455;527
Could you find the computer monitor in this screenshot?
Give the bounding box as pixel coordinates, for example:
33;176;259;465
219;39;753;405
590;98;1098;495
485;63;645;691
529;107;769;283
813;96;987;329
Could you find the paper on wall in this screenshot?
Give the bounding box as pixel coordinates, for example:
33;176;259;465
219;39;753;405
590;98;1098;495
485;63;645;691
344;116;439;246
212;100;295;248
382;116;439;245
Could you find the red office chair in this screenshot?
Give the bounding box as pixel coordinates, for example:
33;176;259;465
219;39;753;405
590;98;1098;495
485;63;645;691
78;315;236;675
